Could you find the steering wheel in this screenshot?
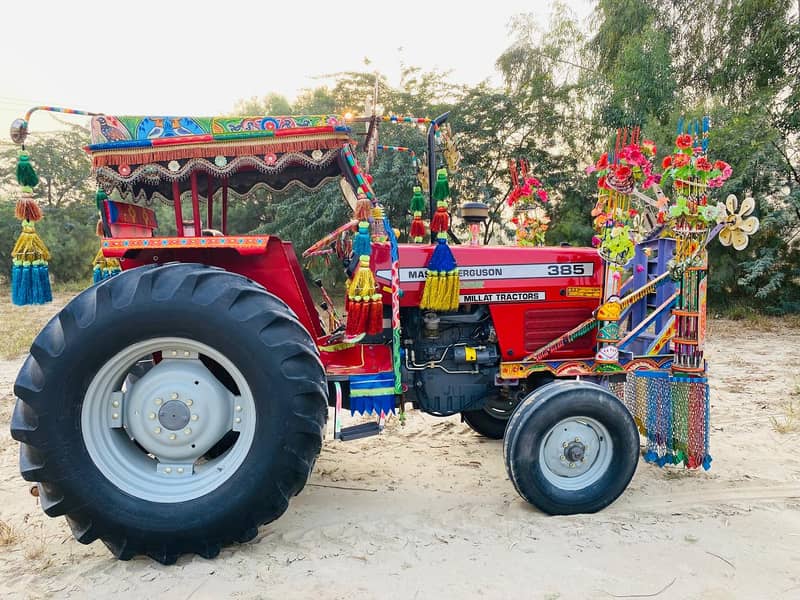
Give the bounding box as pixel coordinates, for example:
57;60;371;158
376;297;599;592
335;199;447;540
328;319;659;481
302;219;358;260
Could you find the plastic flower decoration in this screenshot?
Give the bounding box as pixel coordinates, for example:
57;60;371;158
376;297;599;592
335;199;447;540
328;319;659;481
716;194;759;250
512;207;550;247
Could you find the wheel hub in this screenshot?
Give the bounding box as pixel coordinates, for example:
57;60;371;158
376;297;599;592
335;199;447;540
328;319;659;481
564;441;586;463
158;400;191;430
124;358;237;463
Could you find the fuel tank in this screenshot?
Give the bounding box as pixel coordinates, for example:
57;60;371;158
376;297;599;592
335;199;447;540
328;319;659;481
373;243;604;361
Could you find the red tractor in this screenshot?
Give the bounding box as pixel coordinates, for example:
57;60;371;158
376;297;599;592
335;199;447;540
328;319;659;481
9;109;655;564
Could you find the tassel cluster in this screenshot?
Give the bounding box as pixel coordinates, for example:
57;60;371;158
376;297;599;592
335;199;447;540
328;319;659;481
92;219;120;283
419;236;460;312
345;257;383;339
11;152;52;306
409;185;428;243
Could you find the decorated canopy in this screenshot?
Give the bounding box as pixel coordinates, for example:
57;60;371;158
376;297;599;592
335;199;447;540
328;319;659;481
85;115;353;200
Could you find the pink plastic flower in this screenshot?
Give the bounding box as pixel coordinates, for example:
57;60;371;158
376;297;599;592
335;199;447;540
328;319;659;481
536;188;548;203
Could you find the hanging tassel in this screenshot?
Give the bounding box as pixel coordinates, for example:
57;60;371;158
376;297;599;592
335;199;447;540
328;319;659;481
430;201;450;233
345;256;377;339
16;151;39;189
366;293;383;335
352;221;372;258
371;206;386;241
410;212;426;242
11;220;52;306
15;194;42;221
92;219;120;284
432;168;450;201
410;185;427;212
420;235;460;312
355;193;372;221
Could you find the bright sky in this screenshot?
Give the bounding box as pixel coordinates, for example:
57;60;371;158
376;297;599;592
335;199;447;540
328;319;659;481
0;0;593;141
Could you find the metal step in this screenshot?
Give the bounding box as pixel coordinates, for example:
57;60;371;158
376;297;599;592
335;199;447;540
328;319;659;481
339;421;381;441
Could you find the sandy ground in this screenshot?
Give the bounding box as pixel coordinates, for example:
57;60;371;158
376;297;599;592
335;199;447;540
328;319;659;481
1;316;799;600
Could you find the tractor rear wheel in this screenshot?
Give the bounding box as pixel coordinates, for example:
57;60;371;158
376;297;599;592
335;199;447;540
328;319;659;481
10;263;328;564
503;381;639;514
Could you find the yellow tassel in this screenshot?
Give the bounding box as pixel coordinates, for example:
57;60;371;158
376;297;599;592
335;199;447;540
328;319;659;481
420;272;434;309
12;221;51;263
447;270;461;311
350;256;376;298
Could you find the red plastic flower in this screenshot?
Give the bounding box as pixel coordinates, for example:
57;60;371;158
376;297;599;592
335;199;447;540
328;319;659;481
536;188;548;202
595;152;609;170
672;153;690;168
598;175;608;189
615;165;632;179
695;157;712;171
528;177;542;188
661;156;672;169
676;134;693;149
642;140;657;156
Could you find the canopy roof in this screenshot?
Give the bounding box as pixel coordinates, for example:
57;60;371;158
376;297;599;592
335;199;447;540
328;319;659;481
86;114;353;200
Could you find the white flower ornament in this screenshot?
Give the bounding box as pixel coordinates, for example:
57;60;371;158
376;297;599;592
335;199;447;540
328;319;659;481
716;194;759;250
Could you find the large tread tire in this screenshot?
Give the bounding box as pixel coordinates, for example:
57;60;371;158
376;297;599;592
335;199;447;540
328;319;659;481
10;263;328;564
503;380;638;515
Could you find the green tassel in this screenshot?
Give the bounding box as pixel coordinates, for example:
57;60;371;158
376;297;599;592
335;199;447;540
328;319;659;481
432;168;450;202
16;152;39;188
410;185;426;212
96;188;108;211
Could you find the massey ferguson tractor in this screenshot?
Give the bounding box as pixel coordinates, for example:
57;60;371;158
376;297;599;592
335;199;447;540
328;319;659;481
9;107;736;564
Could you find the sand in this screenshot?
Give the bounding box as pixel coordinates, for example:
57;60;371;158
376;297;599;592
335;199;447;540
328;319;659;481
1;318;799;599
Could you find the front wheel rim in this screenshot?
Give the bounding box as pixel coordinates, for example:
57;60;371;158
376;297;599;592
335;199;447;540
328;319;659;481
538;416;613;491
81;337;257;503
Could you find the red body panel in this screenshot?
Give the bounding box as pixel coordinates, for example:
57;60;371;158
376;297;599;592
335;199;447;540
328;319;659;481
374;244;604;361
113;236;324;339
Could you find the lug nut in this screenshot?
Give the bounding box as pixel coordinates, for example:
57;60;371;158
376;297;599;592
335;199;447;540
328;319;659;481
170;393;179;400
560;455;566;461
562;442;568;448
169;433;177;440
112;413;119;420
235;417;241;424
184;428;192;435
186;399;193;407
184;351;190;357
235;405;242;412
155;398;163;405
154;427;162;434
112;400;120;408
177;468;184;474
191;414;199;421
575;437;581;443
171;351;177;356
165;467;172;473
149;413;156;420
569;462;575;468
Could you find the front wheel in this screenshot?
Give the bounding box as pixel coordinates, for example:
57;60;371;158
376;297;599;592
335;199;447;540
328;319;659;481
11;263;328;563
503;381;639;514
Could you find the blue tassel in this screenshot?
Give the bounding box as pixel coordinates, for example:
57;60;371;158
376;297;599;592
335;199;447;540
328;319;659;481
39;265;52;303
31;264;43;304
702;455;712;471
353;222;372;258
11;264;23;305
93;266;103;284
644;450;658;464
428;237;456;272
19;265;32;305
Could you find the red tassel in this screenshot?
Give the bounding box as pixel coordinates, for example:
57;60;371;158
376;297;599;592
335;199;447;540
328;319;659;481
366;295;383;335
345;299;365;337
410;214;426;239
355;196;372;221
15;196;42;222
430;205;449;233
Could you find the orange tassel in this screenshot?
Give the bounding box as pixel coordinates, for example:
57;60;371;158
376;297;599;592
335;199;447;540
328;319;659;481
410;213;426;241
355;195;372;221
345;298;366;336
15;195;42;222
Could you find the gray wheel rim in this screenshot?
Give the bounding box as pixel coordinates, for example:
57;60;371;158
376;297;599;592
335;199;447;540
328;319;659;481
81;337;257;503
538;416;613;491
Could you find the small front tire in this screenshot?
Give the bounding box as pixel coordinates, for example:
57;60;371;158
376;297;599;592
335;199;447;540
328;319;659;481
503;381;639;514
